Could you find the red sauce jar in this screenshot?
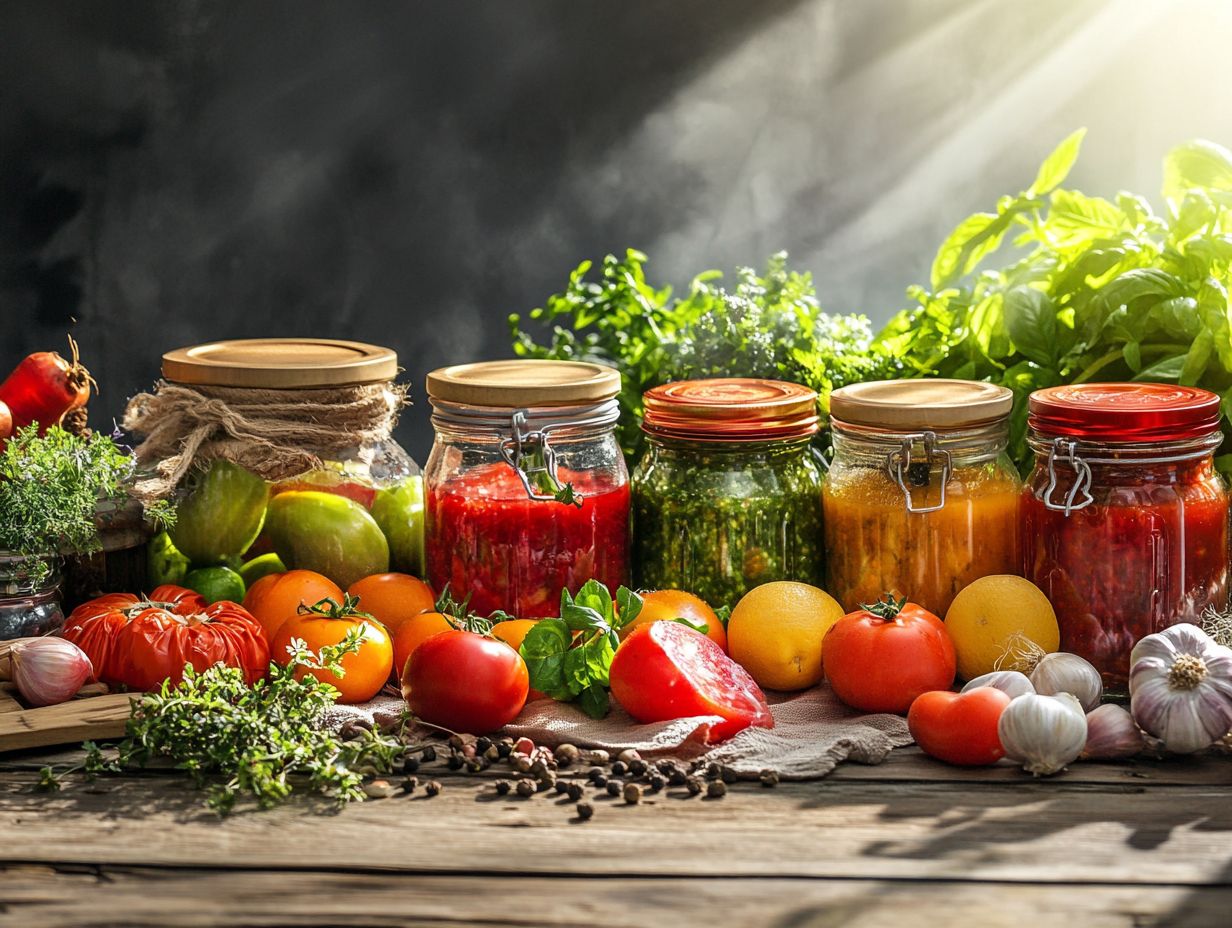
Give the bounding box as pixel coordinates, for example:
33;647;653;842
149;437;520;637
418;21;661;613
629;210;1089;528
1022;383;1229;686
424;360;629;618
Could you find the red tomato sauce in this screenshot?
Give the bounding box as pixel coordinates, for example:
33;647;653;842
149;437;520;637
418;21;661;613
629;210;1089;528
426;463;630;618
1022;459;1229;685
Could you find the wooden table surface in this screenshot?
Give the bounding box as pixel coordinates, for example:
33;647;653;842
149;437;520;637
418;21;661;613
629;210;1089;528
2;743;1230;927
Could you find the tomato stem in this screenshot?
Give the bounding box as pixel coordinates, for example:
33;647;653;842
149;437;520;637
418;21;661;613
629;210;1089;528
860;594;907;622
299;594;374;622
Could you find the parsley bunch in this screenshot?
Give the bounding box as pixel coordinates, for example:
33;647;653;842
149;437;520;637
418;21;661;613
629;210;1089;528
42;630;404;814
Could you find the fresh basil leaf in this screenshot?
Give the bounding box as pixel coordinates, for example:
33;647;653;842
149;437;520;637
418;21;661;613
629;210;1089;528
577;684;610;720
518;619;573;700
671;617;710;635
571;579;613;618
930;211;1008;291
1122;341;1142;372
1163;139;1232;205
1132;354;1186;382
561;602;608;633
1028;127;1086;197
1046;189;1123;248
614;586;643;630
1180;329;1214;386
563;634;615;694
1004;287;1057;367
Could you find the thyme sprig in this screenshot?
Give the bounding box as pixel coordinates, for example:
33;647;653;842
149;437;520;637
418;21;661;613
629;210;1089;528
39;629;403;814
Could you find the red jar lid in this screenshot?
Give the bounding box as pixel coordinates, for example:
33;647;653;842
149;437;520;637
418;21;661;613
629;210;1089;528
1028;383;1222;442
642;378;818;442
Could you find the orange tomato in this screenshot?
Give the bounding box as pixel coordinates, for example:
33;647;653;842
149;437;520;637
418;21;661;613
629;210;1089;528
243;570;343;643
347;572;436;636
620;590;727;653
391;611;454;681
490;618;539;653
272;609;393;704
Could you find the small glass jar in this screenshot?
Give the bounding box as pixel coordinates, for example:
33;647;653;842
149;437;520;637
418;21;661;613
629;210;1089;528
823;380;1021;617
424;360;630;618
632;379;824;606
0;554;64;640
129;338;423;592
1023;383;1230;686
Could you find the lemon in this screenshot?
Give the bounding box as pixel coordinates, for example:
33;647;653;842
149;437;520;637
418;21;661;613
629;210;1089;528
727;581;845;692
944;575;1060;681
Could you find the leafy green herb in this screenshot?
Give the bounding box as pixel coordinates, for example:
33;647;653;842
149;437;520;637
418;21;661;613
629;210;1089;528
518;580;642;719
878;130;1232;474
39;629;402;814
0;424;173;581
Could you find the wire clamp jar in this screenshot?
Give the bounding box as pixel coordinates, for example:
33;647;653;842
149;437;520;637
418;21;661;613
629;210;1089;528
887;432;952;513
1042;437;1094;515
499;409;578;503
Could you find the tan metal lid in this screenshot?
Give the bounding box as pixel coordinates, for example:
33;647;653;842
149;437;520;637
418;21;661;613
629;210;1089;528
426;359;620;408
163;338;398;388
829;379;1013;430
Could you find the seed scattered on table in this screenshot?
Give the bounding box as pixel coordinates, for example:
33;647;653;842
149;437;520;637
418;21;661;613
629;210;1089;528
759;769;780;788
623;783;642;805
516;778;537;798
707;780;727;799
606;779;623;797
425;780;442;797
576;800;594;821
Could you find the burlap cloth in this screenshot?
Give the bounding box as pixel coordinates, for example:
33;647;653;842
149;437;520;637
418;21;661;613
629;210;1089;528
323;686;912;780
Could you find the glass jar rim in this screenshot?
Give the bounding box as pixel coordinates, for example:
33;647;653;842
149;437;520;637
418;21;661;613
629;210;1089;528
1027;429;1223;463
430;398;620;436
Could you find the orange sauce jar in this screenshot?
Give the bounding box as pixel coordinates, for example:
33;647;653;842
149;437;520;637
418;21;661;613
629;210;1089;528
822;380;1021;616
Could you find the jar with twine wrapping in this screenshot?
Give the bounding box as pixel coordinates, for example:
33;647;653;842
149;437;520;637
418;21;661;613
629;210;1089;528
122;338;424;592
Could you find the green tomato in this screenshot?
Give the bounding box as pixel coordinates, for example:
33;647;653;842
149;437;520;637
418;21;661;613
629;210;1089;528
371;476;425;576
183;565;247;605
147;531;190;587
170;460;269;565
239;552;287;587
265;490;389;588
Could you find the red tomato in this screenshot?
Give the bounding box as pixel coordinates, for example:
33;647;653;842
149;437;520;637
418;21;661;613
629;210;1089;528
609;621;773;743
401;630;528;733
62;585;269;691
822;598;956;714
907;688;1011;766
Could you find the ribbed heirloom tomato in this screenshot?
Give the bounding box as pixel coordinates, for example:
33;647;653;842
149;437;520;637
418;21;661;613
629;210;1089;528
610;621;772;743
62;585;269;691
402;630;529;734
243;570;343;643
271;596;393;704
822;595;957;714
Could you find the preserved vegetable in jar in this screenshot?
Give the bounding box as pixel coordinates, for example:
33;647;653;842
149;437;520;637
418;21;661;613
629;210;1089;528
123;339;423;593
424;360;629;618
1022;383;1229;686
632;379;824;606
823;380;1020;617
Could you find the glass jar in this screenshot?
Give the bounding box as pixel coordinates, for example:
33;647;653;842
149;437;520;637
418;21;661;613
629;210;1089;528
632;379;824;606
129;338;423;593
424;360;630;618
1022;383;1229;686
0;554;64;640
823;380;1021;617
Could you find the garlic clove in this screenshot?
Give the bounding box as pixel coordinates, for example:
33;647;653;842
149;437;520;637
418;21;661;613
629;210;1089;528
997;692;1088;776
1030;652;1103;711
961;670;1035;700
10;637;94;708
1081;704;1144;760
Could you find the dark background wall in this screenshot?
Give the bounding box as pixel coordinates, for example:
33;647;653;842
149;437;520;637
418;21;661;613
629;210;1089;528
3;0;1231;459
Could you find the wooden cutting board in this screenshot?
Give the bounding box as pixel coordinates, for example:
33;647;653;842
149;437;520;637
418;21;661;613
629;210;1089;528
0;683;135;754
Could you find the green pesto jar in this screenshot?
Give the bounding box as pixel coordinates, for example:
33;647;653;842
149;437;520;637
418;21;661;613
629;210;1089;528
631;379;824;608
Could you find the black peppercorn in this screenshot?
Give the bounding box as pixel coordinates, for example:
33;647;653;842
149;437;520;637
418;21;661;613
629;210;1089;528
576;801;594;821
720;766;738;784
402;756;420;774
566;783;584;801
707;780;727;799
495;780;511;796
685;777;703;796
421;746;437;763
475;736;492;754
425;780;442;797
759;769;780;788
611;760;628;777
647;774;665;792
629;759;647;777
606;779;623;797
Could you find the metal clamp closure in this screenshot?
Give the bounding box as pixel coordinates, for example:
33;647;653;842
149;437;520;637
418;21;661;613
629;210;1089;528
886;432;952;514
1042;437;1094;515
498;409;581;504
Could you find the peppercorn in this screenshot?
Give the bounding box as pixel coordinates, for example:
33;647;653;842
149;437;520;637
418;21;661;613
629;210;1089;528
554;780;570;795
623;783;642;805
647;774;665;793
402;756;420;774
529;760;550;779
497;742;512;759
606;780;623;797
555;743;580;767
656;760;676;775
475;736;492;754
466;759;485;774
446;753;464;771
484;745;501;762
425;780;442;797
401;776;418;795
576;801;594;821
513;756;534;774
668;768;688;787
421;746;437;763
705;762;722;781
516;778;536;798
629;759;648;777
759;769;780;788
495;780;511;796
685;777;703;796
566;783;584;801
587;766;605;783
707;780;727;799
720;766;738;785
611;760;628;777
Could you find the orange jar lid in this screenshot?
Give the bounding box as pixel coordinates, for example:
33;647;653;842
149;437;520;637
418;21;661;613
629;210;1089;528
162;338;398;388
829;379;1012;431
642;378;818;442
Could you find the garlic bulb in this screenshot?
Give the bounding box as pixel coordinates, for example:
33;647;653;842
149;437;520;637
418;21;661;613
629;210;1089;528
1129;623;1232;754
8;637;94;707
961;670;1035;700
1082;704;1144;760
1030;652;1102;711
997;692;1088;776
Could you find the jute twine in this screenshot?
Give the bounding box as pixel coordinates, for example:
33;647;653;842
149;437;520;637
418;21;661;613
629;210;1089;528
122;380;408;501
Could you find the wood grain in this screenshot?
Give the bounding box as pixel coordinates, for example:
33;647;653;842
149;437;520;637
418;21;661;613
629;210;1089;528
0;690;134;754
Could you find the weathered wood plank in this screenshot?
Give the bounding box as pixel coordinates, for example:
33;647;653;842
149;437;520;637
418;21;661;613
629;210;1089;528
1;866;1228;928
0;692;134;754
2;770;1230;886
